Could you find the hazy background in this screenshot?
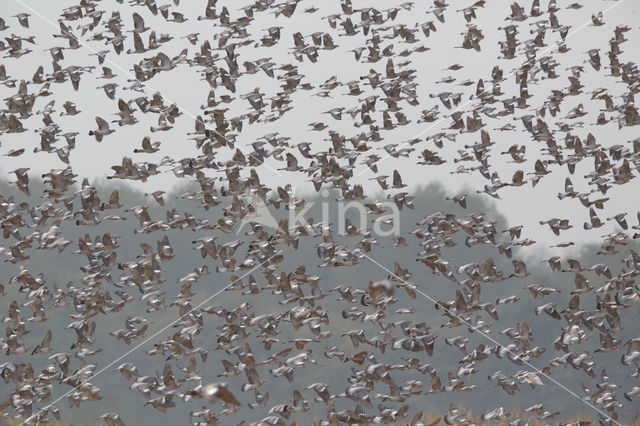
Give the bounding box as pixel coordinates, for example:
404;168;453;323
0;177;635;424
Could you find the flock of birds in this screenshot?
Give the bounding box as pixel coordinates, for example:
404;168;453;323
1;0;640;424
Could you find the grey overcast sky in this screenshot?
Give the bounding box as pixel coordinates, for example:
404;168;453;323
1;0;639;251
